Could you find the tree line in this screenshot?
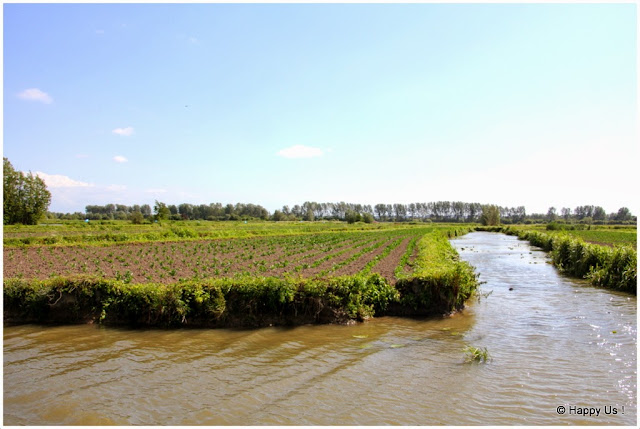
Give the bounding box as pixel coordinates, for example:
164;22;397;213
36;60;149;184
3;158;635;225
44;200;635;225
56;201;271;222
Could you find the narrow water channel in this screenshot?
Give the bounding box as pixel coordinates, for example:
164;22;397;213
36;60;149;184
3;232;636;425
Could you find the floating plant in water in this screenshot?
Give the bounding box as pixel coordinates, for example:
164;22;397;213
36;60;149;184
463;345;490;363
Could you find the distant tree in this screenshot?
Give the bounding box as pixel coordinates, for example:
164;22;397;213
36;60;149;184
480;205;501;226
615;207;632;222
224;203;235;217
291;204;303;218
546;207;557;222
272;210;286;221
374;203;387;221
393;203;407;221
362;212;374;224
592;206;606;221
3;157;52;225
345;210;362;224
154;200;170;221
130;211;144;224
304;208;315;222
561;207;572;221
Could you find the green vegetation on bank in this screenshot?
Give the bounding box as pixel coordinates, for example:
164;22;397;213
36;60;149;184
394;227;478;316
479;226;636;294
3;274;400;327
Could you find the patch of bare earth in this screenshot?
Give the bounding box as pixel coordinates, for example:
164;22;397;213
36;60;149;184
260;237;368;278
371;236;412;285
330;238;398;278
295;238;387;278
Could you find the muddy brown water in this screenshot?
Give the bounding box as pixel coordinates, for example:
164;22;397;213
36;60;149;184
3;232;636;425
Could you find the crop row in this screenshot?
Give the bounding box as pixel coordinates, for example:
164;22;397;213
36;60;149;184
4;227;432;285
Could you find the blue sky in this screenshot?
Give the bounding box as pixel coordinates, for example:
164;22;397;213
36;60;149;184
3;3;637;215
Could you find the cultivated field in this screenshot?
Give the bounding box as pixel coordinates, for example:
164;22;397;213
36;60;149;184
4;222;480;327
4;222;473;286
4;226;430;285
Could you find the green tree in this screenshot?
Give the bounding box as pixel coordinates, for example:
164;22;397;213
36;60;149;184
3;157;52;225
592;206;606;221
130;211;144;224
153;200;170;221
304;208;315;221
345;210;362;224
272;210;286;221
362;212;374;224
615;207;632;222
480;205;501;226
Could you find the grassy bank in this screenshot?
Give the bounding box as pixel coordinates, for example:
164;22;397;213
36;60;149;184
391;228;479;316
3;274;397;328
477;226;636;294
4;268;477;328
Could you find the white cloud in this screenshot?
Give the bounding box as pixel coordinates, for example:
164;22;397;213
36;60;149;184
35;172;93;188
113;155;128;163
112;126;134;136
277;145;324;159
18;88;53;104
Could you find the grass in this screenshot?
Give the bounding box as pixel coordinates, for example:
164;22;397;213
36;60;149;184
393;229;480;315
463;345;490;363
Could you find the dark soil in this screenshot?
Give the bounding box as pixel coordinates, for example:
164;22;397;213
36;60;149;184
371;237;412;285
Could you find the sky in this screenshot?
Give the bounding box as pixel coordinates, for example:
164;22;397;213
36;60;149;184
2;3;638;216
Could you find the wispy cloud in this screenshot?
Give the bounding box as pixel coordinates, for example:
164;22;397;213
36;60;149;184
277;145;324;159
112;126;134;136
35;172;93;188
18;88;53;104
113;155;128;163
